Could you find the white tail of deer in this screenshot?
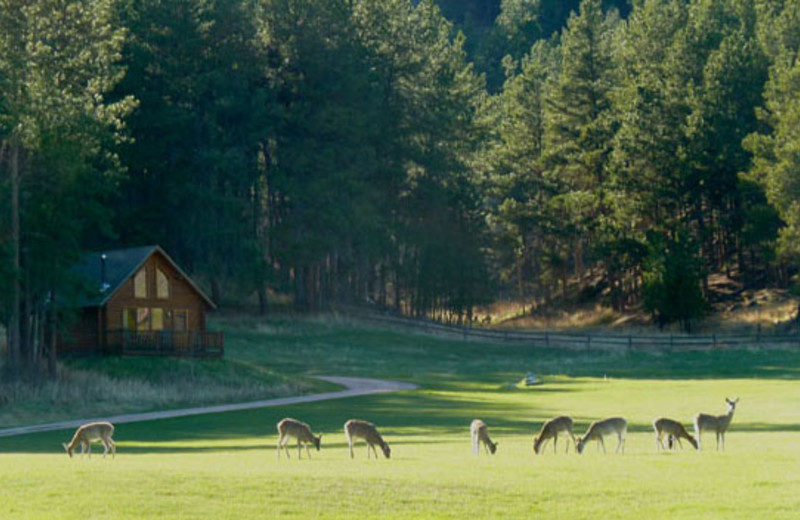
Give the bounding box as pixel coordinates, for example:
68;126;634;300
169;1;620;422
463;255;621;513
344;419;390;459
694;397;738;451
653;417;698;451
533;415;575;455
277;418;322;460
470;419;498;455
62;422;116;458
576;417;627;454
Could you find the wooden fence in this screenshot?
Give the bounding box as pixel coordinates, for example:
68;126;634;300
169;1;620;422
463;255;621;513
347;312;800;352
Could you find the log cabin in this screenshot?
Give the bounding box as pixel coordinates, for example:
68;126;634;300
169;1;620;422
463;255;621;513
65;245;223;357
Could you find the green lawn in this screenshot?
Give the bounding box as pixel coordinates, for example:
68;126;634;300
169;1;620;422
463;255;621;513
2;316;799;519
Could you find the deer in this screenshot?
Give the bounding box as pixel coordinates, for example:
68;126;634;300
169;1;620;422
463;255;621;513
344;419;391;459
276;418;322;460
62;421;116;458
470;419;498;455
653;417;698;451
576;417;627;454
533;415;576;455
694;397;739;451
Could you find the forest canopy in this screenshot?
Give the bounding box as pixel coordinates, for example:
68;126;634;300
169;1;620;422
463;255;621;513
2;0;800;368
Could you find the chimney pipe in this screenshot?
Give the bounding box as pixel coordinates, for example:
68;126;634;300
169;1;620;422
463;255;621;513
101;253;109;292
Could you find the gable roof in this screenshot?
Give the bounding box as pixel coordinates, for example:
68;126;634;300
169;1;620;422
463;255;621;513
73;245;216;309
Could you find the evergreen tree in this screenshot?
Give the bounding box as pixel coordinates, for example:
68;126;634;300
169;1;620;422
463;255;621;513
0;0;133;370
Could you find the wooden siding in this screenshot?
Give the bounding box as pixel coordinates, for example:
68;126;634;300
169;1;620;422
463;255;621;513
103;251;207;333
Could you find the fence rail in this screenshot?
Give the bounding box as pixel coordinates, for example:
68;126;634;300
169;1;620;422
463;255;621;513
347;312;800;351
104;330;224;357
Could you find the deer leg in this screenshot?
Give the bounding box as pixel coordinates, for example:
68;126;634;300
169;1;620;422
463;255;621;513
348;439;354;459
599;437;606;454
472;434;479;455
297;440;302;460
553;436;558;454
306;444;312;459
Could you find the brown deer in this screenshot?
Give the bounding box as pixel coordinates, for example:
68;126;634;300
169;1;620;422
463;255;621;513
576;417;627;454
533;416;576;455
694;398;739;451
653;417;698;451
62;422;116;458
276;418;322;460
470;419;498;455
344;419;391;459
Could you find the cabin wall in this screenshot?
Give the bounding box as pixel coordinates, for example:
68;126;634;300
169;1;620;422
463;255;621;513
104;252;208;333
62;308;100;354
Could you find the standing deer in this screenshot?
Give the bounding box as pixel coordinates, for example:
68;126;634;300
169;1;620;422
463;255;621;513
653;417;698;451
576;417;627;454
694;398;739;451
344;419;391;459
276;418;322;460
470;419;498;455
533;415;576;455
62;422;116;458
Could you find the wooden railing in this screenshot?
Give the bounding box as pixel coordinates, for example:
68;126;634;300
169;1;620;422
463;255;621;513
104;330;224;357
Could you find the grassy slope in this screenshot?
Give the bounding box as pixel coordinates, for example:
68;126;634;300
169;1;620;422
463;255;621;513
2;315;800;519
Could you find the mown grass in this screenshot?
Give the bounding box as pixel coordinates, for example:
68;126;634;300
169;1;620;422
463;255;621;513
2;315;800;519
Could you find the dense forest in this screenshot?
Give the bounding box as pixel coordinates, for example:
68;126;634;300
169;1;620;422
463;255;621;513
2;0;800;368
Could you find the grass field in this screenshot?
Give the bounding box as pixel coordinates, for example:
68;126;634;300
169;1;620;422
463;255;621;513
2;316;799;519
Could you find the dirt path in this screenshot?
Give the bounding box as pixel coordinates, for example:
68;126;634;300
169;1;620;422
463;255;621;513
0;376;417;438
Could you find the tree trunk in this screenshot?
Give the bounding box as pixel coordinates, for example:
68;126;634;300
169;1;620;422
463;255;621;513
8;137;21;369
257;286;269;316
48;294;58;380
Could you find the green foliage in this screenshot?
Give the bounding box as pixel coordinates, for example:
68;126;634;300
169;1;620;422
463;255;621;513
642;233;708;331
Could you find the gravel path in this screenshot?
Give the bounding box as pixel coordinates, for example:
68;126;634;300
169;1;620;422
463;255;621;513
0;376;417;438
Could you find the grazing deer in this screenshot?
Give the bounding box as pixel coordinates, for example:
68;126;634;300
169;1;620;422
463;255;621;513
470;419;498;455
62;422;116;458
533;415;576;455
344;419;391;459
653;417;698;451
694;397;739;451
276;418;322;460
576;417;627;454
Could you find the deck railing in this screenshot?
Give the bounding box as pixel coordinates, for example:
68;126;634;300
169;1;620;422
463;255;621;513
104;330;224;357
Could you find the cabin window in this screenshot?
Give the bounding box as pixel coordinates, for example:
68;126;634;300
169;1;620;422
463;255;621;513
124;308;137;330
136;307;151;329
134;268;147;298
151;308;164;330
156;268;169;299
174;310;188;331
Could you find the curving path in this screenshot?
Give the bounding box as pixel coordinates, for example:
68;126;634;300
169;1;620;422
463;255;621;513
0;376;417;438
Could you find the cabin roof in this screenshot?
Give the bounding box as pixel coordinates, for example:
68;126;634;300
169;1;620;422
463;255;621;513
73;245;216;309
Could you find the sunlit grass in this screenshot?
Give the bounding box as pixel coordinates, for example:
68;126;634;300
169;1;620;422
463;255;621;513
2;317;800;519
2;374;800;519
